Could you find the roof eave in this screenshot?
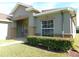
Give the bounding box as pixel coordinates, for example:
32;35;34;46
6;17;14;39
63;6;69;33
34;8;76;17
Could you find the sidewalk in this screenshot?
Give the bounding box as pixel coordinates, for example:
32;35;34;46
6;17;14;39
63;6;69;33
0;40;24;46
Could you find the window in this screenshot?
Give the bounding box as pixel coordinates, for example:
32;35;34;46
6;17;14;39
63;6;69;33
42;20;54;36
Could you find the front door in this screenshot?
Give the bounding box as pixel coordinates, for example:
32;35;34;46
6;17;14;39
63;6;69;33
16;19;28;37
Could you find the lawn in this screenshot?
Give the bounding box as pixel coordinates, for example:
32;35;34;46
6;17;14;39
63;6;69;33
0;43;67;57
72;34;79;52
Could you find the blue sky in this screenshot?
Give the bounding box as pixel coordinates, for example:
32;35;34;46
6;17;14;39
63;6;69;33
0;0;78;26
32;2;79;11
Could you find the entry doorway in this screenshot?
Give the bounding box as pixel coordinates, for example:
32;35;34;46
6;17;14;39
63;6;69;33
16;19;28;37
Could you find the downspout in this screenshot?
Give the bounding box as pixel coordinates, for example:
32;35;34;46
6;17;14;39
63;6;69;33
70;14;72;37
70;13;76;38
61;11;64;37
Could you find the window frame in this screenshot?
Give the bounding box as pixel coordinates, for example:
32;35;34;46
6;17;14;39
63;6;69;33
41;20;54;36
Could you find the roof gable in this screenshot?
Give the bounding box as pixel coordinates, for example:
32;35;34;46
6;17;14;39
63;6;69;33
10;2;32;14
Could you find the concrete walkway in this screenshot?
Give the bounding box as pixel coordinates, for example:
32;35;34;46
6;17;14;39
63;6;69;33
0;41;24;46
0;38;26;46
15;37;27;42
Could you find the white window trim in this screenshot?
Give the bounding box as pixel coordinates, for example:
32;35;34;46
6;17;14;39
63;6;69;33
41;21;42;36
42;28;54;29
41;20;54;36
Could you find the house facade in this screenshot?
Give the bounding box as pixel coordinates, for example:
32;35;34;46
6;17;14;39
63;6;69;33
7;3;76;39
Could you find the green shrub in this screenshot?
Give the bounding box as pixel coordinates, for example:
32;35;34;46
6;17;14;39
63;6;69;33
49;39;72;51
27;37;39;46
26;36;72;52
76;30;79;33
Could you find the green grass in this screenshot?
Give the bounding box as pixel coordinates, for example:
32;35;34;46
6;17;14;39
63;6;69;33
72;34;79;52
73;34;79;45
0;43;67;57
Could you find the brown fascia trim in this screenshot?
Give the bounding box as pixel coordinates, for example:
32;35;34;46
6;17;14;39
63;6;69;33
7;16;13;20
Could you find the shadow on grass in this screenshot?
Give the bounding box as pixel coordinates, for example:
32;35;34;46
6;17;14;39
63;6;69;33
22;43;66;53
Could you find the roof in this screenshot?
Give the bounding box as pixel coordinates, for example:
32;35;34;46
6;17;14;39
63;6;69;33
42;9;57;12
17;2;40;13
8;2;40;20
34;7;76;16
0;13;12;22
34;7;76;25
10;2;32;13
10;2;40;14
17;2;32;8
26;7;40;13
8;3;76;25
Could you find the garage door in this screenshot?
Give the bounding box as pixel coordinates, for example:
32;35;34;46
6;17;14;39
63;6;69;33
0;23;8;39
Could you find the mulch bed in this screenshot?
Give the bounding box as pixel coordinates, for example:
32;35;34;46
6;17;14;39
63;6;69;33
67;49;79;57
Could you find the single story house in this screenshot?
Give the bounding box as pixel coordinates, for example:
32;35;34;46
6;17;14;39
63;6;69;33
7;3;76;39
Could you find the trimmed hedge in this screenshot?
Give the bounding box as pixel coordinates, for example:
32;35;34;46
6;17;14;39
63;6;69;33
76;30;79;33
26;36;73;52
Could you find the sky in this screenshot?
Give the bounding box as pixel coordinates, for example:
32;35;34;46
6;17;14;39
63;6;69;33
0;0;79;26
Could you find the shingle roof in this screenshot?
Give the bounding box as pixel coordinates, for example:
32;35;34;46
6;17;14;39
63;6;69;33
0;13;12;22
10;2;40;15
